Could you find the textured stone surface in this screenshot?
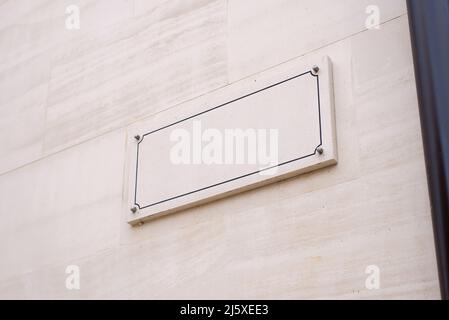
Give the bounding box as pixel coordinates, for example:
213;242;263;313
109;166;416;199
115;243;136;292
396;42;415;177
0;0;440;299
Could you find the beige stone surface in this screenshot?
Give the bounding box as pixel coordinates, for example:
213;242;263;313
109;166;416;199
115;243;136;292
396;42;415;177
0;0;441;299
0;0;227;175
0;130;126;281
227;0;406;82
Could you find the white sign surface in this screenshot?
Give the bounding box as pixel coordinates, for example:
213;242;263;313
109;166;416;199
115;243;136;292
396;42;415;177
126;56;337;225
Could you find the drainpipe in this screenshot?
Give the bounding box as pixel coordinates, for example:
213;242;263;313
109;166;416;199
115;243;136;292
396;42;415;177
407;0;449;300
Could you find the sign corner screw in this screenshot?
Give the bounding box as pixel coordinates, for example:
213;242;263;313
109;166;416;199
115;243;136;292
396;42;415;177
317;147;324;155
312;65;320;75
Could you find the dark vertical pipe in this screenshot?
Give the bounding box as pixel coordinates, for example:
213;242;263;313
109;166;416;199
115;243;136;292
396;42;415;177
407;0;449;300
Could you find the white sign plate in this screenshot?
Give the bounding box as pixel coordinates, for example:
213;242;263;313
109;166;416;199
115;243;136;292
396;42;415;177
126;56;337;225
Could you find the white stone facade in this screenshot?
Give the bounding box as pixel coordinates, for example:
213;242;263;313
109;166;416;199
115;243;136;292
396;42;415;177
0;0;440;299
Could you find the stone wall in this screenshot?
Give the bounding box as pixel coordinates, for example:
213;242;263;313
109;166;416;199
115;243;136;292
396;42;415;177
0;0;440;299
